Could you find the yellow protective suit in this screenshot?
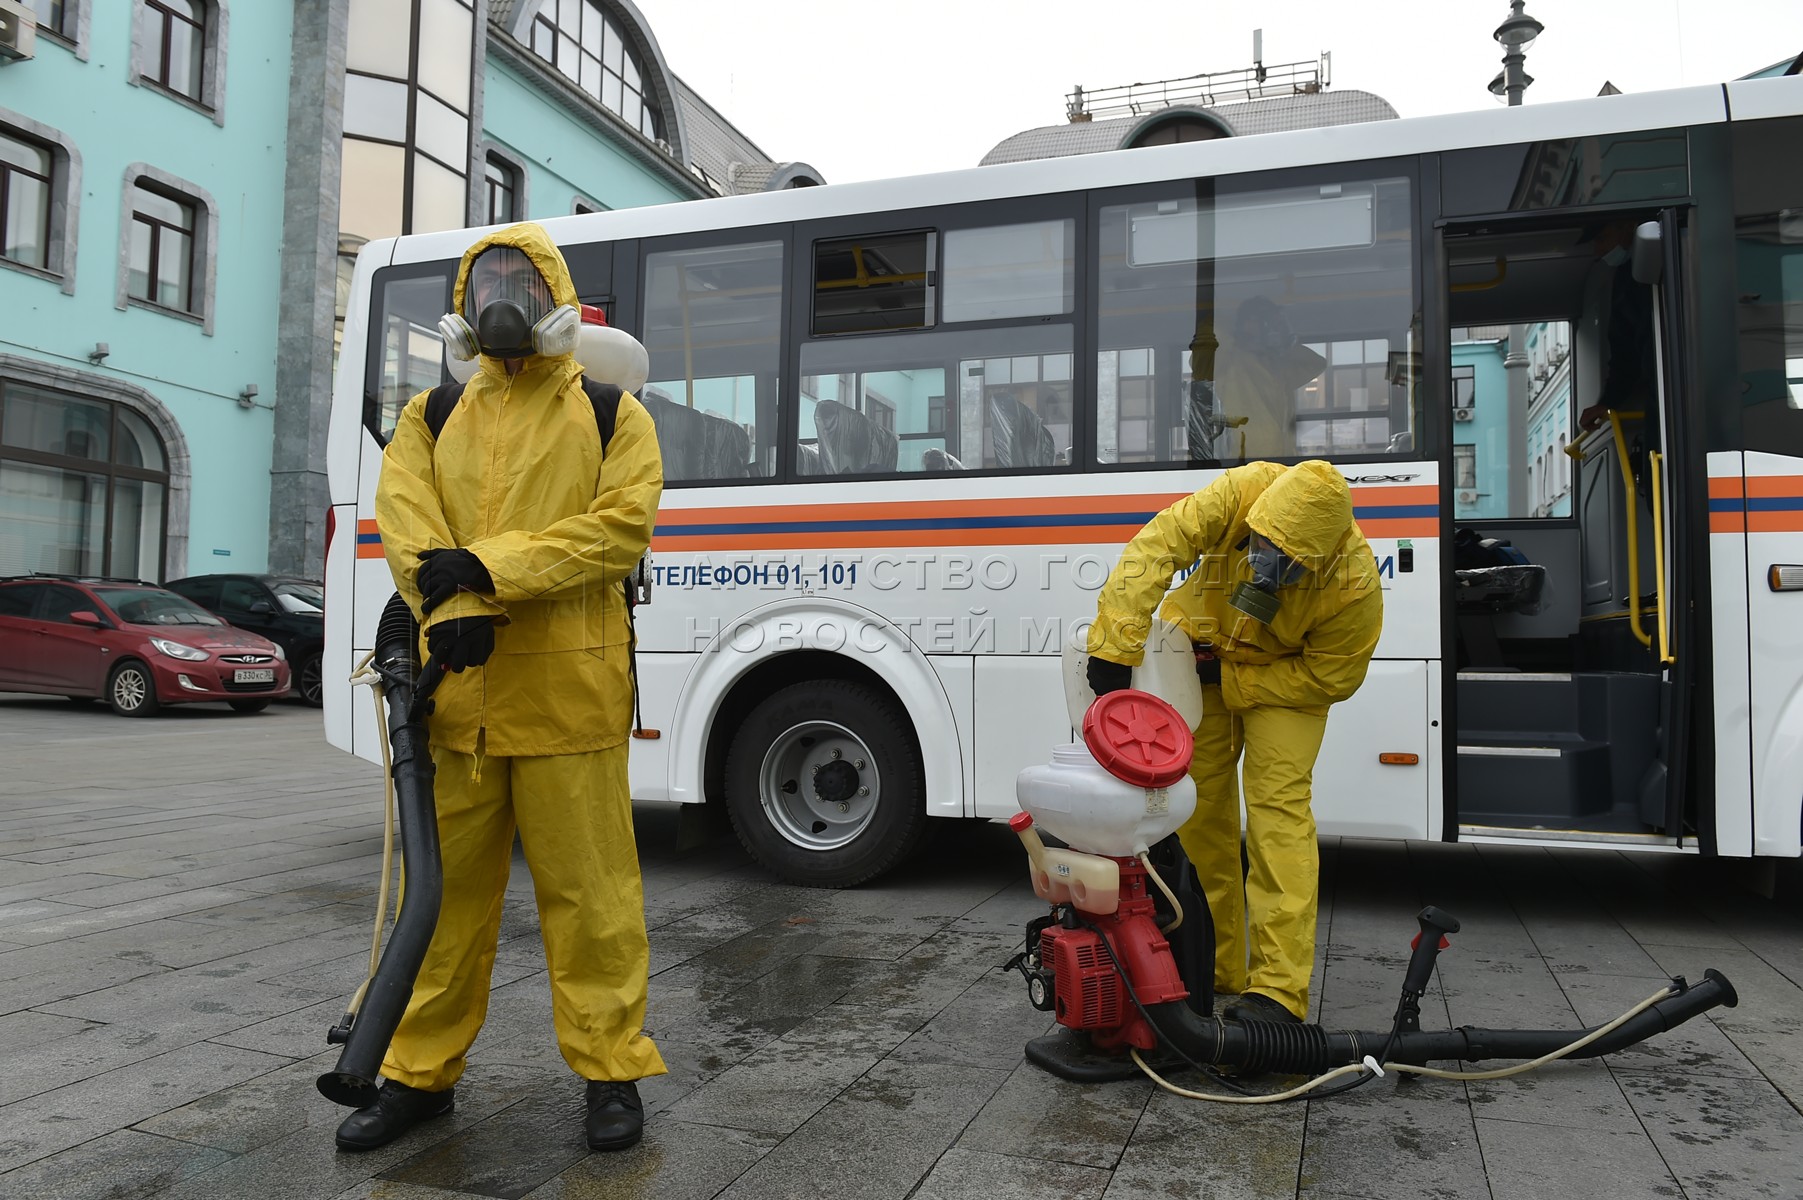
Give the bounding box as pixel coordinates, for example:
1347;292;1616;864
374;221;667;1089
1190;326;1327;461
1088;461;1383;1019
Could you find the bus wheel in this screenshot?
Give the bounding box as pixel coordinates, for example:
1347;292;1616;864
724;679;925;888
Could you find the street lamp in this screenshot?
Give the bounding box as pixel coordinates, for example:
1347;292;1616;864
1488;0;1543;106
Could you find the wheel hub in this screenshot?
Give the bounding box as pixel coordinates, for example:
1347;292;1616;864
813;759;859;804
758;719;882;852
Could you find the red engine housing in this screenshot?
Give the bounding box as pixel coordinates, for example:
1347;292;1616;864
1039;859;1188;1051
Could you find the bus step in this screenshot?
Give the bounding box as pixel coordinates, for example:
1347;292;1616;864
1456;739;1612;822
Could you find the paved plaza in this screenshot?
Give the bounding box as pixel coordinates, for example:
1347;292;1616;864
1;696;1800;1199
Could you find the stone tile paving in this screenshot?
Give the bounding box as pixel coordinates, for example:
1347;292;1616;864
1;694;1800;1199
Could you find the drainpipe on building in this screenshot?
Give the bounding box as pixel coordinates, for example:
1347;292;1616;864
1504;326;1530;516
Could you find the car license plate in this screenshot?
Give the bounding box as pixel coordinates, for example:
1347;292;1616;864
234;668;275;684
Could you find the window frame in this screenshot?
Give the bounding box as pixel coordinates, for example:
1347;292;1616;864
131;0;228;125
637;225;790;487
785;194;1088;483
527;0;666;147
128;185;197;313
481;144;528;226
116;165;219;332
0;378;173;581
1086;154;1424;472
29;0;92;57
361;260;456;447
0;109;81;294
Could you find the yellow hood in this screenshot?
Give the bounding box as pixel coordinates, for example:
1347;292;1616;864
451;221;580;356
1246;460;1354;564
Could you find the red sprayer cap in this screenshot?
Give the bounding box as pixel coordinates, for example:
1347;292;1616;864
1008;812;1034;832
1082;689;1192;789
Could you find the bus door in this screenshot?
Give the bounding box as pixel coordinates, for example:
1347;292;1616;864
1639;207;1698;844
1441;210;1693;845
1726;106;1803;860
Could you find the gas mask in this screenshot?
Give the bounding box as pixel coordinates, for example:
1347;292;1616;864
438;245;580;362
1228;532;1307;624
1238;304;1295;356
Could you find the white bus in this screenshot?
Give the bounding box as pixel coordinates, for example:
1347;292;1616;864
325;74;1803;887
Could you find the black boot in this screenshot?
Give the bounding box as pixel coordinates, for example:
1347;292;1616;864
1221;991;1302;1024
334;1081;455;1151
584;1080;643;1152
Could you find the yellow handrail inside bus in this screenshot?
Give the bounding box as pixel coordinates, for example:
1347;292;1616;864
1451;257;1507;293
1607;411;1655;650
1649;450;1674;665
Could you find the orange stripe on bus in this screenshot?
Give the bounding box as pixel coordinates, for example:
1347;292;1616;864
1709;512;1748;534
1708;476;1747;499
1354;519;1440;537
654;493;1185;527
649;525;1156;553
1747;512;1803;534
1745;475;1803;499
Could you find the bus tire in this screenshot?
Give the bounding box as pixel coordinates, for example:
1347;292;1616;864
723;679;926;888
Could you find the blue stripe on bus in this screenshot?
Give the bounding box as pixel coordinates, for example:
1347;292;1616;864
1744;496;1803;512
1352;504;1439;519
356;533;382;543
1709;497;1748;512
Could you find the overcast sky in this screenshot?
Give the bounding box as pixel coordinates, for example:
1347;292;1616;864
632;0;1803;185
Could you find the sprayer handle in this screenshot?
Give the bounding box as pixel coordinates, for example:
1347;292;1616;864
1402;906;1460;997
404;652;447;724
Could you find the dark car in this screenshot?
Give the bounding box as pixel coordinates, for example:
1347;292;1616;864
164;574;325;706
0;575;292;716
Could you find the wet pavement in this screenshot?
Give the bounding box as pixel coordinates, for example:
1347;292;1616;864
2;696;1800;1199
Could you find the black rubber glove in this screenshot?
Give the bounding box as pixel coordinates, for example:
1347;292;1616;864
1087;656;1133;697
1195;654;1222;687
417;548;494;615
426;616;495;673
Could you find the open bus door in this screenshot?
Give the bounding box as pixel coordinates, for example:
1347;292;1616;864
1640;208;1696;844
1442;209;1696;849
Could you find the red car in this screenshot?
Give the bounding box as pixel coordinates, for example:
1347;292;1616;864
0;575;292;716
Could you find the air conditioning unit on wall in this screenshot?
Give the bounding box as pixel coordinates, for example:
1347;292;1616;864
1458;490;1479;506
0;0;38;63
1453;408;1475;422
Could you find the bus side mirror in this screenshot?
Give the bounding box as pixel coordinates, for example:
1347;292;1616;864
1631;221;1663;286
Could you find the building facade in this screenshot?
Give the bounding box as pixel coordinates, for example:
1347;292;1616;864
0;0;818;585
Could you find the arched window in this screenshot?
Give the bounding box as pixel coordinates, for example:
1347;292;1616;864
0;382;170;578
530;0;664;142
1126;116;1230;149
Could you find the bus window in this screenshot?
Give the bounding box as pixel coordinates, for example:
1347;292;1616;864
641;239;783;482
797;325;1074;475
1734;117;1803;454
1441;128;1687;216
941;219;1074;323
1094;175;1417;467
813;231;936;336
365;270;452;443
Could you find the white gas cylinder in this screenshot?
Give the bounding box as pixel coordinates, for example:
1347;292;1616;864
1015;690;1197;858
1061;617;1203;733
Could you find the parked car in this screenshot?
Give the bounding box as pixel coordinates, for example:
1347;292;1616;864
163;574;325;706
0;575;291;716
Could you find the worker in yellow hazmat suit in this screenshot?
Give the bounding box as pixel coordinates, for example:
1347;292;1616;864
1189;296;1327;462
339;222;666;1154
1086;461;1382;1023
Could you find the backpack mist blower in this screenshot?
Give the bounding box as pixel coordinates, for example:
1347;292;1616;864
316;593;448;1109
1005;628;1737;1101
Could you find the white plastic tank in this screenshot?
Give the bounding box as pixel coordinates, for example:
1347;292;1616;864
1016;690;1198;858
1061;617;1203;733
